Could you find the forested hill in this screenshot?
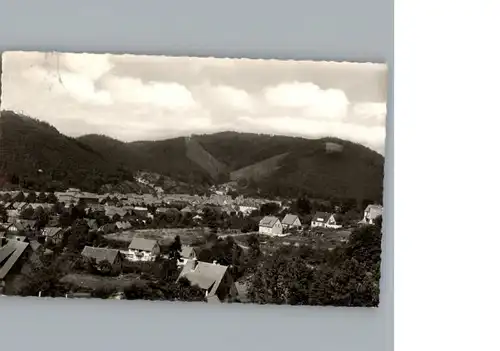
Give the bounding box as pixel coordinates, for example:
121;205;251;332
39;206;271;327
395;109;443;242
0;111;134;192
0;111;385;202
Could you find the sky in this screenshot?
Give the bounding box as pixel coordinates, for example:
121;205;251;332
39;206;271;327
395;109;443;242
1;51;387;154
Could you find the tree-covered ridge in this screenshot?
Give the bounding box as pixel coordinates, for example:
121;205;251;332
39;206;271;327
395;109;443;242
0;111;134;192
0;111;384;203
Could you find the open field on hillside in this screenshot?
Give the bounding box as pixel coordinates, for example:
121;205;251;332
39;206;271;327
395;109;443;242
229;153;289;181
229;228;353;253
104;227;210;246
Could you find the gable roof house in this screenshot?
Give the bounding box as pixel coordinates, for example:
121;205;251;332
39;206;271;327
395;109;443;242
127;237;160;262
116;221;132;231
7;220;36;235
104;206;128;219
177;260;237;303
132;207;149;217
281;214;302;230
258;216;283;236
0;239;41;294
6;209;19;221
362;204;383;224
81;246;122;266
42;227;65;245
178;245;197;265
311;212;342;229
98;223;117;234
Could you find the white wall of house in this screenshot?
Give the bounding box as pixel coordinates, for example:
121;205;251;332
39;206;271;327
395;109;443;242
312;215;342;229
127;249;157;262
259;221;283;236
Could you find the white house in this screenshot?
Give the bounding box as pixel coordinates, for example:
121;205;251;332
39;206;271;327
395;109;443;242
238;205;257;216
127;237;160;262
178;245;197;266
311;212;342;229
177;260;237;303
362;204;383;224
258;216;283;236
281;214;301;230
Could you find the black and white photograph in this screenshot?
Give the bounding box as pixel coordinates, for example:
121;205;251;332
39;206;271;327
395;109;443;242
0;51;386;306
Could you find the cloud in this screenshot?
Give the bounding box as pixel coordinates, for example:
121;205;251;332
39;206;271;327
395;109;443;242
263;82;349;120
350;102;387;126
204;85;254;111
59;53;113;81
102;77;198;110
21;59;112;106
1;51;387;154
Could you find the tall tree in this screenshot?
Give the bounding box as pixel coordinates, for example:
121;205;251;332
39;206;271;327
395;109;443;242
168;235;182;260
0;204;8;223
26;191;37;203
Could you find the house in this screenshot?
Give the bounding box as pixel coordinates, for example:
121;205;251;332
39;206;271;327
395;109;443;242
127;237;160;262
85;219;99;231
81;246;122;266
78;192;100;204
180;206;194;214
238;205;257;216
258;216;283;236
5;233;27;242
12;202;28;211
18;219;36;231
177;260;237;303
362;204;383;224
156;207;169;215
6;222;27;235
6;220;36;235
132;207;149;217
311;212;342;229
87;204;105;214
6;210;19;221
116;221;132;231
0;239;30;290
42;227;65;245
104;206;128;219
98;223;117;234
179;245;197;265
282;214;302;230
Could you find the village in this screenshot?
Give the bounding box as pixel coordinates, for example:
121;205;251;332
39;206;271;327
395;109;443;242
0;183;383;304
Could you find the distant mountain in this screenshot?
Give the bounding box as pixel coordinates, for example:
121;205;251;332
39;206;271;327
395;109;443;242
0;111;385;203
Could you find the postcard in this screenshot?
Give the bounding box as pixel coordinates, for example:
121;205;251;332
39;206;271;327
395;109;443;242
0;51;386;306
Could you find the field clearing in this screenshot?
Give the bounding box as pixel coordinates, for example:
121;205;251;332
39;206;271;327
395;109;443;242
256;228;353;250
60;273;145;291
104;227;209;246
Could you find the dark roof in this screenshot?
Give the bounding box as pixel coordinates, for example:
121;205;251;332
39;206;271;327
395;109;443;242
128;237;158;252
259;216;280;228
0;239;29;279
42;227;63;237
177;260;228;297
81;246;120;264
19;219;36;228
